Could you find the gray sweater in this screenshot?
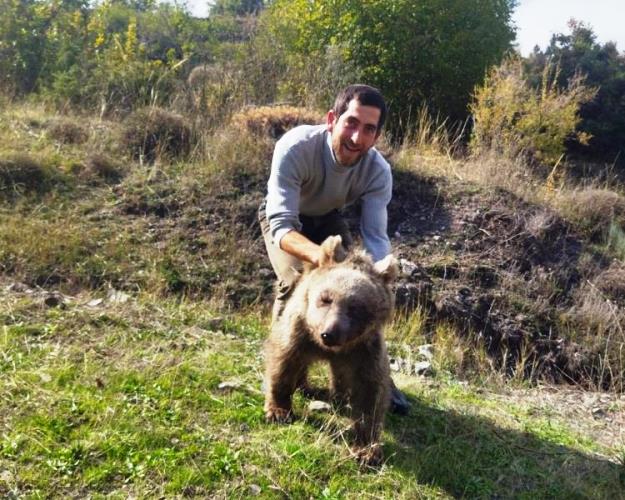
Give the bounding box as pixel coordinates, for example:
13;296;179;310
265;124;392;261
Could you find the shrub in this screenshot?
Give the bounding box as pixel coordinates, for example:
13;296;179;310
46;118;88;145
556;188;625;242
0;154;54;196
231;105;322;139
122;107;191;163
470;57;596;165
83;154;124;183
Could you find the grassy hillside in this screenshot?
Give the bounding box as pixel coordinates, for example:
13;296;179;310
1;101;624;497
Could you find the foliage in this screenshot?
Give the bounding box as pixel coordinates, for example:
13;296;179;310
262;0;516;135
524;20;625;166
470;57;596;165
210;0;265;16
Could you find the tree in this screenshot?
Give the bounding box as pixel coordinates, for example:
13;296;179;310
525;20;625;165
210;0;264;17
262;0;516;136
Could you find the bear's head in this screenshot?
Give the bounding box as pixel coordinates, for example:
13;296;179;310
304;236;398;351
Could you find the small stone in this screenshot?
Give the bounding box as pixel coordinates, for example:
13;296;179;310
107;289;129;304
591;407;607;419
43;293;64;308
217;381;242;392
308;400;332;412
7;282;30;293
249;484;262;496
389;358;402;372
417;344;434;361
87;298;104;307
414;361;433;376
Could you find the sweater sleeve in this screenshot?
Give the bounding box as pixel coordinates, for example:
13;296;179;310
265;144;306;246
360;164;392;261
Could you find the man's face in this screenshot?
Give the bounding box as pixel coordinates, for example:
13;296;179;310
327;99;381;167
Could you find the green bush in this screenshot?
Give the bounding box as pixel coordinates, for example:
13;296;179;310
261;0;516;135
470;57;596;165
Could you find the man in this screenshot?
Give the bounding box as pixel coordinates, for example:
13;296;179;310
258;84;409;415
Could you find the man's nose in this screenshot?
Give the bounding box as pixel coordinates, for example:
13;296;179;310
351;128;363;145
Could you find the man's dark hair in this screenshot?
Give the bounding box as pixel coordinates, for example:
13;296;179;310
333;84;387;131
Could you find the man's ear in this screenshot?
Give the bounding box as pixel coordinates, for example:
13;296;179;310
373;254;399;284
326;110;337;132
318;235;346;267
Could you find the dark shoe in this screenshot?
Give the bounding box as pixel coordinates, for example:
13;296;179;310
389;381;411;416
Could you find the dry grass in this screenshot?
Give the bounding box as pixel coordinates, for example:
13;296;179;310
0;153;58;196
46;117;88;145
122;107;191;164
231;105;323;139
555;187;625;242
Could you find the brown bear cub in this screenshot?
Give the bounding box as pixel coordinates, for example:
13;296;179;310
264;235;398;466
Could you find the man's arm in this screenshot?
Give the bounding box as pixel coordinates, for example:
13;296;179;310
279;230;323;266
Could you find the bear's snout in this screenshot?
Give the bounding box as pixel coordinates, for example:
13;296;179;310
320;327;341;347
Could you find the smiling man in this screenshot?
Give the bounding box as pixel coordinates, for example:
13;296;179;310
258;84;410;415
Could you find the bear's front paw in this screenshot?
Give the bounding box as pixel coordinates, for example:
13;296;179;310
265;405;293;423
353;443;384;468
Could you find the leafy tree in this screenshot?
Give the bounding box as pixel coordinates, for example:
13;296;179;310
470;57;596;166
210;0;264;17
525;20;625;165
262;0;516;136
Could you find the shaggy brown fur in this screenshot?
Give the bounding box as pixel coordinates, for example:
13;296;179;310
264;236;398;466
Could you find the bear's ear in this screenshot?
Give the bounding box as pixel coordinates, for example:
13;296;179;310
373;254;399;284
318;235;347;267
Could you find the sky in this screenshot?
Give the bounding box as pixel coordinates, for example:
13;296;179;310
181;0;624;55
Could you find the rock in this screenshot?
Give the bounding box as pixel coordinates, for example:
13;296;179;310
414;361;433;376
87;298;104;307
107;289;130;304
249;484;262;496
43;292;65;308
389;358;402;372
217;381;242;392
417;344;434;361
7;282;31;293
399;258;419;278
308;400;332;412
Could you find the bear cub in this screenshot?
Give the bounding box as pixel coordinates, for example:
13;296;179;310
264;235;398;466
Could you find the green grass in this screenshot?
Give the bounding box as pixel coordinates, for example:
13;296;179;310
1;290;623;498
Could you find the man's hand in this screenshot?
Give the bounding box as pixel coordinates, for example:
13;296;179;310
279;231;324;266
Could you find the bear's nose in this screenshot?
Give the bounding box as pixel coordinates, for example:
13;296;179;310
320;329;340;346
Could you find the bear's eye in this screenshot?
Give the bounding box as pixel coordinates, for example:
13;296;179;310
319;293;333;306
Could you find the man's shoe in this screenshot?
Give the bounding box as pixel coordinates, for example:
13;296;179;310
389;381;411;416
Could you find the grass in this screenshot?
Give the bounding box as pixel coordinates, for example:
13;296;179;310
1;289;623;498
1;99;625;497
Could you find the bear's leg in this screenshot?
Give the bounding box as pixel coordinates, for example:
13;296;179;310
329;359;353;406
264;345;307;423
347;353;390;467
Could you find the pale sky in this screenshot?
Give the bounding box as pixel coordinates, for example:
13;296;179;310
181;0;624;55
